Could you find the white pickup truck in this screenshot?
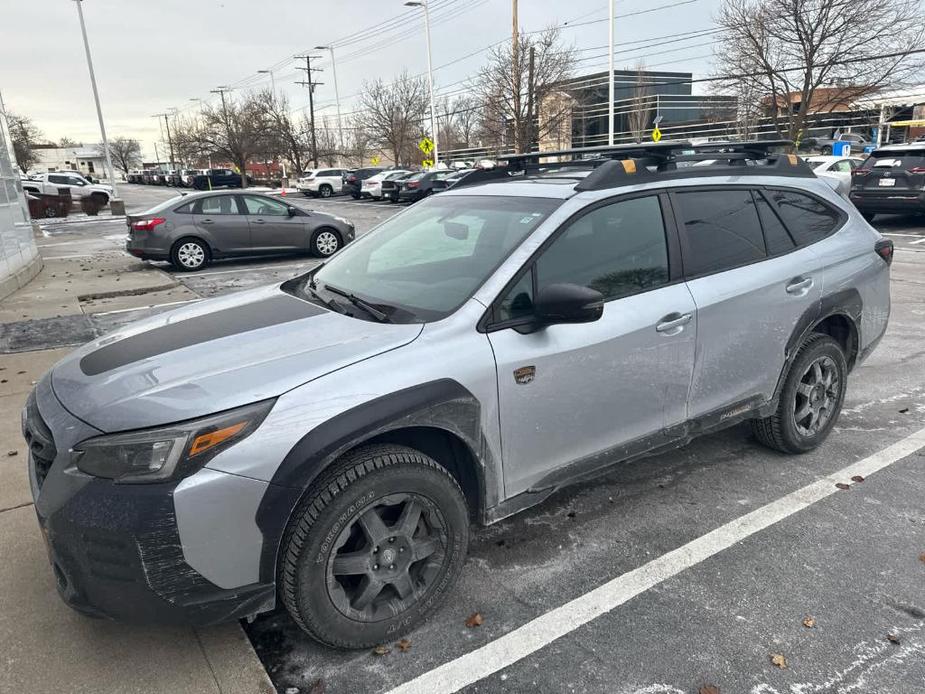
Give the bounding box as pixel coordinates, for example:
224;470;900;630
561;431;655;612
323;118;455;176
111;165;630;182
21;172;113;205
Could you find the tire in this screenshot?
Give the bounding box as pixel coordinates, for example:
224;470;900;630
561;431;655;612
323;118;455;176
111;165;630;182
279;444;469;649
302;192;312;198
752;333;847;454
319;184;333;198
311;228;341;257
170;237;210;271
861;211;877;222
351;192;361;200
91;193;109;207
822;146;833;155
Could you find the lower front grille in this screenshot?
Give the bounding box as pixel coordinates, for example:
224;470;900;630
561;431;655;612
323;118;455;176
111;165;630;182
22;392;57;490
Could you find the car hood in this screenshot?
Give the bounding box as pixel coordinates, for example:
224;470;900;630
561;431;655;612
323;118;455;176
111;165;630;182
51;284;423;432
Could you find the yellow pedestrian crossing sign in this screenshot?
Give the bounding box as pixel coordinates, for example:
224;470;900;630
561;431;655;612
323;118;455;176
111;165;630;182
652;126;662;143
370;155;381;165
419;137;434;155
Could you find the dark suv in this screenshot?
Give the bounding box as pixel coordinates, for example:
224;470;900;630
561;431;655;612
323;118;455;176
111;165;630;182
343;167;384;199
849;143;925;220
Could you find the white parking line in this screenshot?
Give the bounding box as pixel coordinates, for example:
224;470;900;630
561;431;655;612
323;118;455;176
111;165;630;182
910;238;925;245
387;426;925;694
881;232;925;237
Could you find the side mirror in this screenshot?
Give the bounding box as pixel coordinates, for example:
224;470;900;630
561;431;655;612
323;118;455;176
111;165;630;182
287;206;298;217
534;283;604;326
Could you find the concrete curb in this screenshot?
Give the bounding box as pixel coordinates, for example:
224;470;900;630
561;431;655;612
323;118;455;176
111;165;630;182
195;623;277;694
0;251;44;303
77;280;180;301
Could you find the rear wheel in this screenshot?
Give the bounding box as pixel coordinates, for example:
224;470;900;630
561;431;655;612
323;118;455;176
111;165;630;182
311;228;341;257
170;237;210;271
279;444;469;648
319;184;333;198
752;333;847;454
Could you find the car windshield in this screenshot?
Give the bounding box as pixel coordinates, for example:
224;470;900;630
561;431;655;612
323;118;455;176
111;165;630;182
300;194;561;322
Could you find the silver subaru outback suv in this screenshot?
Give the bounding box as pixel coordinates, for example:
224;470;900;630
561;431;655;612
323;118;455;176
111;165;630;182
22;141;892;648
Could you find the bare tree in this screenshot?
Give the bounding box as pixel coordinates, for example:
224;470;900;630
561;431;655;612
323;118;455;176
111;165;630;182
473;27;577;153
191;91;272;188
256;89;312;174
627;63;653;142
357;71;429;166
344;116;374;167
5;111;43;173
315;116;341;167
97;136;141;174
714;0;925;140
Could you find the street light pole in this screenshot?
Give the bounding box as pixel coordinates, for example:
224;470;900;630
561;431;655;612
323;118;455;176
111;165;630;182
608;0;615;146
257;69;276;97
315;45;345;159
405;1;438;166
73;0;119;200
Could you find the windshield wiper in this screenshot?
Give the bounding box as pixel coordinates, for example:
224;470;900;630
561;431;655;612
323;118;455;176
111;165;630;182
305;277;345;314
322;283;391;323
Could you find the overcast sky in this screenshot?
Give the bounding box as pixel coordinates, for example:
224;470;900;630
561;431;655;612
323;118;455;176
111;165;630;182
1;0;724;159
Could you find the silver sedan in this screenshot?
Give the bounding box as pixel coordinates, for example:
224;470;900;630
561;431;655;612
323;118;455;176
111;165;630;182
125;191;356;271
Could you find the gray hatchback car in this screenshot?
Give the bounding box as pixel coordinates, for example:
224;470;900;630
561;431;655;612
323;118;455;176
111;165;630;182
24;141;891;649
126;191;356;270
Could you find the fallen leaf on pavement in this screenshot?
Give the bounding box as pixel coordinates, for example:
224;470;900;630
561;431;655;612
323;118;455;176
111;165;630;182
465;612;484;628
802;616;816;628
851;475;865;483
919;552;925;564
308;678;325;694
699;686;720;694
372;644;391;656
835;483;851;490
7;450;17;457
398;638;412;652
886;634;901;645
770;654;788;669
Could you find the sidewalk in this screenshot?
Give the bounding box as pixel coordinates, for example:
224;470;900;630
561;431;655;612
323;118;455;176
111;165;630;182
0;226;275;693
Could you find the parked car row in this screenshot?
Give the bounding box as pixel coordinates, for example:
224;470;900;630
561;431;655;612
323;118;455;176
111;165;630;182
298;165;480;205
126;168;249;190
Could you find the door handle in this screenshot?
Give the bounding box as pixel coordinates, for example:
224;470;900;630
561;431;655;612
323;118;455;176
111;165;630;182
656;312;693;333
786;276;813;294
252;219;265;224
200;218;214;225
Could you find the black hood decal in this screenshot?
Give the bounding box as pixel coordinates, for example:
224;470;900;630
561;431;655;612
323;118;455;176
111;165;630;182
80;295;324;376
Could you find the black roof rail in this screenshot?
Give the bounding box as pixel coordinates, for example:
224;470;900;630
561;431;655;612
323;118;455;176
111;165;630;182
451;140;813;192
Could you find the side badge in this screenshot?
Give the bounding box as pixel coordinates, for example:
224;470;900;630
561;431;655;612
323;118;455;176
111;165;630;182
513;366;536;385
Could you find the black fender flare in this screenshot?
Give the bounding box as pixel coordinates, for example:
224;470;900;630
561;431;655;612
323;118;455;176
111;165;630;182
766;288;862;413
254;379;495;583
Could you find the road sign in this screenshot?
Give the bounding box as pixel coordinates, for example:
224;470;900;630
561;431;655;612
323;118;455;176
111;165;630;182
421;159;434;169
370;155;381;165
419;137;434;155
652;126;662;143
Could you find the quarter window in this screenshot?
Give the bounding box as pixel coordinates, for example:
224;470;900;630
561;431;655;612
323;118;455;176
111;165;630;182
675;189;765;276
770;190;841;245
535;196;670;301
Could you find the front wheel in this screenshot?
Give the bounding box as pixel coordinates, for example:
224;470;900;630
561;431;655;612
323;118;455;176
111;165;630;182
170;238;210;271
311;228;341;257
279;445;469;649
752;333;847;454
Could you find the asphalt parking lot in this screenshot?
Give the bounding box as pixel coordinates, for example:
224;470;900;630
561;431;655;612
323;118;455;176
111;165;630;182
17;184;925;693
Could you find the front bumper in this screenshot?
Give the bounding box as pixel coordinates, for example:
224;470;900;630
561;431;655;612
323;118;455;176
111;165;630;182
23;378;275;626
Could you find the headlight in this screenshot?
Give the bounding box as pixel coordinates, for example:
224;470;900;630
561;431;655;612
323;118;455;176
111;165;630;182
71;400;274;484
333;216;352;226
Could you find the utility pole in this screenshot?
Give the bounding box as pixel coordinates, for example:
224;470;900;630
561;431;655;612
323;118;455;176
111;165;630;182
73;0;119;204
295;55;324;168
315;45;345;160
527;45;535;151
210;86;232;114
512;0;520;152
152;114;177;183
608;0;615;146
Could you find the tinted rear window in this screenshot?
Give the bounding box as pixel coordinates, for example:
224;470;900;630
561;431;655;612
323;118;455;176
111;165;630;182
769;190;841;245
861;153;925;170
675;189;765;276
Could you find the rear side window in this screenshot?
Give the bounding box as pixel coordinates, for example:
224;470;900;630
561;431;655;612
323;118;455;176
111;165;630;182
675;189;765;276
195;196;239;215
174;201;194;214
769;190;841;245
754;193;795;255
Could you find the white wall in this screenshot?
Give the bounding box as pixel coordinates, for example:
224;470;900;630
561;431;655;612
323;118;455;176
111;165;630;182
0;102;39;289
